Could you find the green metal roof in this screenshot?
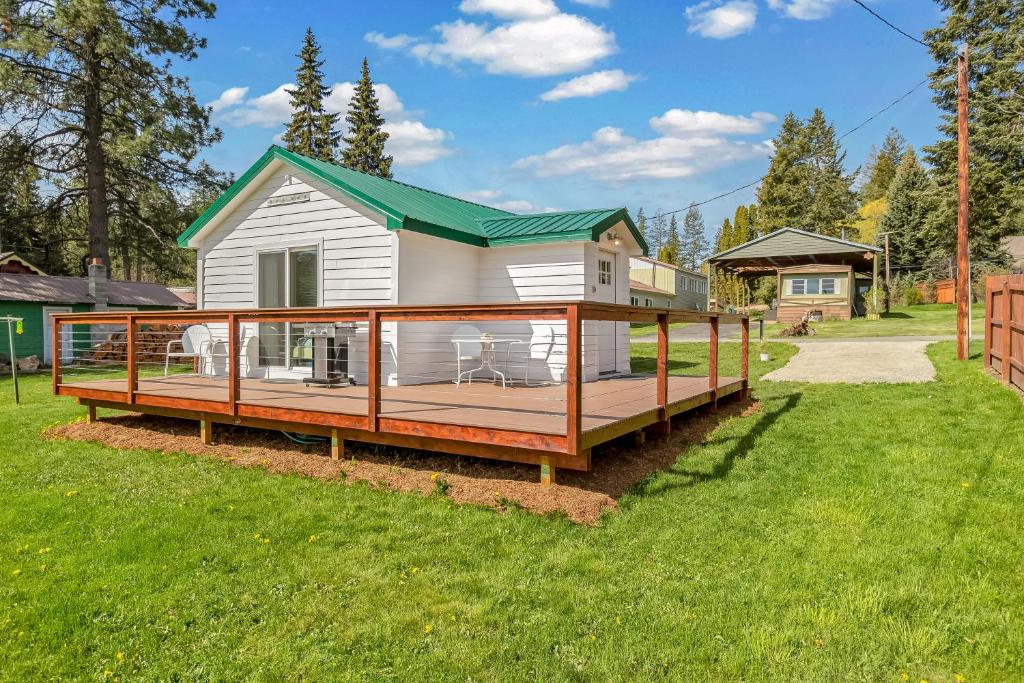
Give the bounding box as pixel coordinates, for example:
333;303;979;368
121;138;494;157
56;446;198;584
178;146;647;253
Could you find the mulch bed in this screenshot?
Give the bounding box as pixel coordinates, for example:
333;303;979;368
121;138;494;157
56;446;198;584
44;399;757;525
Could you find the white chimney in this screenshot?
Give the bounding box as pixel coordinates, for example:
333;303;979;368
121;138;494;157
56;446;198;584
88;257;108;311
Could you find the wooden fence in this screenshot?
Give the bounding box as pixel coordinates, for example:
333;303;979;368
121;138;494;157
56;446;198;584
985;275;1024;391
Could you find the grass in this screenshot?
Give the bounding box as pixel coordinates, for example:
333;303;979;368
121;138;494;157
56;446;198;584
2;342;1023;679
768;303;986;339
629;321;689;337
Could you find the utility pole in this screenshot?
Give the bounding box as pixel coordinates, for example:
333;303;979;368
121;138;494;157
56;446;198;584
956;44;970;360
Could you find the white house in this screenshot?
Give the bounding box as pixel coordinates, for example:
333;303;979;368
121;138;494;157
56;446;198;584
177;146;648;386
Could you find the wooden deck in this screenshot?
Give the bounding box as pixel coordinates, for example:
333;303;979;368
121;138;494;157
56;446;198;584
62;373;743;438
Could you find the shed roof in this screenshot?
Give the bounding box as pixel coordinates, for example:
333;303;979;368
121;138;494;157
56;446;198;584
0;251;47;276
628;279;673;296
0;273;186;307
178;146;647;253
709;228;880;272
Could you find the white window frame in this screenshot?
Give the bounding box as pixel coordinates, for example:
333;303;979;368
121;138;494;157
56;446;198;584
630;295;639;306
253;240;323;369
644;298;653;307
790;279;806;295
821;278;837;295
598;258;613;286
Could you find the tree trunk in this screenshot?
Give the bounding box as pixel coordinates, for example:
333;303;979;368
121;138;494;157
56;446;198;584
82;31;109;267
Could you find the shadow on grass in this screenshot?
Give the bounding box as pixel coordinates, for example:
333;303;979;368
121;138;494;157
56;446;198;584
633;391;801;496
882;312;913;319
627;358;700;373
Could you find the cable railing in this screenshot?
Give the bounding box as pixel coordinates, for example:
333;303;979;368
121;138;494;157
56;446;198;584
51;302;749;480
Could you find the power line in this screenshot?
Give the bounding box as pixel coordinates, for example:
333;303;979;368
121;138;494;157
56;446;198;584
850;0;929;49
652;76;931;219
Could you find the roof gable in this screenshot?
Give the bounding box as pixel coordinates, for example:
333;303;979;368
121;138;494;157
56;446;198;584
179;147;648;253
710;228;881;262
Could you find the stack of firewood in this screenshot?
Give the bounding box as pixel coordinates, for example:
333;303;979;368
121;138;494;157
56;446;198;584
81;324;192;365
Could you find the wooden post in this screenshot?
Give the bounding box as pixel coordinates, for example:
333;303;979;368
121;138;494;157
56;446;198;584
126;314;137;404
367;310;381;432
654;312;670;435
741;316;749;399
51;317;61;395
983;283;993;370
87;404;96;423
200;419;212;445
956;45;971;360
1002;281;1012;383
709;316;719;409
566;304;582;456
632;430;645;447
227;314;239;416
331;428;344;461
539;455;555;486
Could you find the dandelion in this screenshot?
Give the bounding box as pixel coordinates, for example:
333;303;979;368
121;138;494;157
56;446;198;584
65;490;78;497
38;547;51;555
615;615;622;625
954;675;966;683
430;472;439;481
116;652;125;663
410;566;419;574
228;505;235;511
590;634;597;641
961;482;971;488
424;623;433;635
38;565;47;572
11;568;21;577
16;544;28;554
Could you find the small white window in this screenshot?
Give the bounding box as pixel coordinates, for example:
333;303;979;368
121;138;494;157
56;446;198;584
791;279;806;295
807;278;820;295
630;296;639;306
598;259;613;285
645;298;653;307
821;278;836;295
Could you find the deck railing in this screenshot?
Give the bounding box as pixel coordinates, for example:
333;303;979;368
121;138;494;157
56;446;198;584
52;302;748;482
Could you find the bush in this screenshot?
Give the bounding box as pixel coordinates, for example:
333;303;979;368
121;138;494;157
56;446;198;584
862;285;883;318
904;286;924;306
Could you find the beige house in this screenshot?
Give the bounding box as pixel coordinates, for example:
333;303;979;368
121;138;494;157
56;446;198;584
628;256;708;310
708;228;881;322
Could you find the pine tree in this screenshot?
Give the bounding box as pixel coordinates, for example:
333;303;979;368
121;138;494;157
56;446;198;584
282;28;341;163
635;208;648;253
680;203;709;271
756;112;811;233
802;108;857;237
860;128;906;202
879;148;936;268
659;215;681;265
923;0;1024;261
342;58;393;178
646;210;668;256
747;204;759;239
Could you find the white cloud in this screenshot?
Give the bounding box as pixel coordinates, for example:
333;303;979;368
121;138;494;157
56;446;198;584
540;69;636;101
685;0;757;38
458;189;504;203
364;31;416;49
513;109;776;182
374;6;616;77
650;109;776;136
459;0;559;19
207;86;250;113
767;0;841;20
457;190;558;213
571;0;610;6
211;82;454;166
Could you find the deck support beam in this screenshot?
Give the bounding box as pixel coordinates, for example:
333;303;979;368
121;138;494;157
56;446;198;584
632;429;645;447
87;404;96;423
539;455;555;486
740;317;750;400
655;312;670;434
709;317;720;410
200;419;213;445
331;428;344;461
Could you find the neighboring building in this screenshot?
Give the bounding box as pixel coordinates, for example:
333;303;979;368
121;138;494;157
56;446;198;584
0;251;46;275
628;256;708;310
1000;235;1024;272
178;145;648;384
708;228;881;322
0;262;188;364
168;286;197;308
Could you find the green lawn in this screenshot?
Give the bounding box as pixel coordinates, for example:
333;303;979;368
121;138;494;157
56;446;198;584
2;342;1023;680
768;303;986;338
629;321;689;337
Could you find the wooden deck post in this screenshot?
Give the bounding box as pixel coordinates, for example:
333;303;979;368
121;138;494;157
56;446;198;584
228;313;239;416
652;312;670;435
983;283;992;370
87;404;96;423
741;316;750;399
709;316;719;409
368;310;381;432
200;419;212;445
1003;281;1012;383
51;317;61;395
331;428;344;461
566;304;582;455
126;314;137;405
539;455;556;486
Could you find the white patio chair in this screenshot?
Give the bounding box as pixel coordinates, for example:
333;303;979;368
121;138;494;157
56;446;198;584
507;326;556;387
164;324;216;376
450;324;482;386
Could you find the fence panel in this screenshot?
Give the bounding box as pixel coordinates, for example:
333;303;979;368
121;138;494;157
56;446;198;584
986;275;1024;392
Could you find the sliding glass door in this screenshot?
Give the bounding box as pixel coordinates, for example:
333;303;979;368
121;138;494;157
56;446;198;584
257;246;318;368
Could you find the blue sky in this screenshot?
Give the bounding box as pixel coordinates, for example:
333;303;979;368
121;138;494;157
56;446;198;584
182;0;944;235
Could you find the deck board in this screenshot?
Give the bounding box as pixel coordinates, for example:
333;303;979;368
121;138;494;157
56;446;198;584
61;374;741;436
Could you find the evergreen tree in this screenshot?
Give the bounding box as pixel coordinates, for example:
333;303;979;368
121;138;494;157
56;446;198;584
802;108;857;237
860;128;906;202
342;58;393;178
756;112;811;232
713;218;734;306
660;215;681;265
879;148;936;268
923;0;1023;261
680;203;709;271
747;204;759;239
635;208;648;253
732;205;751;246
646;210;668;255
282;28;341;163
0;0;222;268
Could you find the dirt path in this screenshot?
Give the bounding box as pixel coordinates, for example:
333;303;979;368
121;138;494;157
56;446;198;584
763;339;936;384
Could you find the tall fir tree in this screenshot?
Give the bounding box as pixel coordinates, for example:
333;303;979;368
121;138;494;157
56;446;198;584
635;208;648;253
747;204;759;239
732;205;751;246
879;148;937;268
923;0;1023;261
802;108;857;237
860;128;906;202
756;112;811;232
0;0;222;268
659;214;681;265
646;210;668;255
282;28;341;163
342;58;393;178
680;203;709;271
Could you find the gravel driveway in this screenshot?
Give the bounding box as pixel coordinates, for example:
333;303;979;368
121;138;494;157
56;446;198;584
763;339;936;384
